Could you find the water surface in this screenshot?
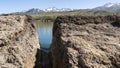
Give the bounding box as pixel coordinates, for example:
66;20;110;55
35;21;53;49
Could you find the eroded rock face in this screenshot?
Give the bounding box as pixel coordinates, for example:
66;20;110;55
52;15;120;68
0;15;40;68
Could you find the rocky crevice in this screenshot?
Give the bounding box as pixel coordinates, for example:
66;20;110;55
1;14;120;68
34;48;53;68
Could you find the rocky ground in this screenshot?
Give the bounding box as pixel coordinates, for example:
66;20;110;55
1;14;120;68
52;15;120;68
0;15;40;68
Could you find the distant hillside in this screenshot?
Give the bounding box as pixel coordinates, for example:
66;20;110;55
25;8;44;14
31;9;120;22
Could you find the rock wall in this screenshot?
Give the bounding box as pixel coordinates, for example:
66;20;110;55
0;15;40;68
52;15;120;68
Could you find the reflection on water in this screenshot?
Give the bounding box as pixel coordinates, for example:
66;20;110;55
35;21;53;49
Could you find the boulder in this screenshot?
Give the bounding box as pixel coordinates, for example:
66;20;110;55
52;15;120;68
0;15;40;68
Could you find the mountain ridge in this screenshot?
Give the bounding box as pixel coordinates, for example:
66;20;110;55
12;3;120;14
20;7;73;14
93;3;120;12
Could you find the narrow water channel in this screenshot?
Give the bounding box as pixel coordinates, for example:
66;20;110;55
35;20;53;68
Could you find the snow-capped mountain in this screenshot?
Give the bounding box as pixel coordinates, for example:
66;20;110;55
45;7;59;12
14;3;120;14
93;3;120;12
44;7;72;12
22;7;73;14
104;3;115;7
60;8;72;12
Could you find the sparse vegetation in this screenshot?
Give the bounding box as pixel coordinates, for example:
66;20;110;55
31;10;120;22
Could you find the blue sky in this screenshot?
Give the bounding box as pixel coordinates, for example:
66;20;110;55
0;0;120;13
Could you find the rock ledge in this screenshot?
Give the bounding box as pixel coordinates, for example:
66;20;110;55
0;15;40;68
52;15;120;68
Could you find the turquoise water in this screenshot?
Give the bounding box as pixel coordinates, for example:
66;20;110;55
35;21;53;49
